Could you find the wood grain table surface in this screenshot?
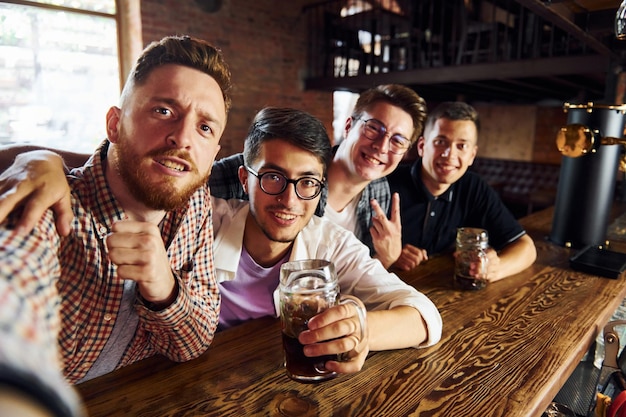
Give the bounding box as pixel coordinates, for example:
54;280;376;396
76;205;626;416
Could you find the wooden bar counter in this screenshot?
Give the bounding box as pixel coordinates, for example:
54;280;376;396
77;206;626;416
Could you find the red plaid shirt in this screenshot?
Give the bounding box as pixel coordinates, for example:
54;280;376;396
0;141;220;383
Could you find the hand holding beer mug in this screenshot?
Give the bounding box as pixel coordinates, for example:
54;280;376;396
279;259;367;382
454;227;489;290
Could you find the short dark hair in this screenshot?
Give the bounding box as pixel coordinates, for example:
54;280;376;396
351;84;427;144
243;107;332;173
424;101;480;135
122;35;233;113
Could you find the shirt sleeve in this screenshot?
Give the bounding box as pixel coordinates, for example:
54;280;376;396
303;218;443;347
0;214;85;416
337;244;442;347
209;153;248;200
470;177;526;251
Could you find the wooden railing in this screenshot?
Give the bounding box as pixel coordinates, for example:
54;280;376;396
303;0;594;79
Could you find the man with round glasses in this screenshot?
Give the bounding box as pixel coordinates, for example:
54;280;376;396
354;118;412;155
211;107;442;374
243;165;324;200
306;85;426;270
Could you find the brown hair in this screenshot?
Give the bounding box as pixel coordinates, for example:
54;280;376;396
244;107;332;174
121;35;232;113
424;101;480;135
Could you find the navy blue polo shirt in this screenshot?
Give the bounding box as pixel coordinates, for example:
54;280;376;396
387;159;525;255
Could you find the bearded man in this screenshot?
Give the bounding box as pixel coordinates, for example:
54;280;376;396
0;33;232;401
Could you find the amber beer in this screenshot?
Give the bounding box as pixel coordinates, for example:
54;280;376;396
279;260;340;382
281;309;338;381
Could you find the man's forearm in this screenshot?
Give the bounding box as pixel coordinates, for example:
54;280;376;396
0;145;89;172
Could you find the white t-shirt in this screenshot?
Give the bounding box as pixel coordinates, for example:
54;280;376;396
323;195;361;241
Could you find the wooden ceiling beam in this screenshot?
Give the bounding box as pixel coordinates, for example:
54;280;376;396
304;55;609;91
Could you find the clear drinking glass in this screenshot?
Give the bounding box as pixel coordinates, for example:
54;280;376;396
454;227;489;290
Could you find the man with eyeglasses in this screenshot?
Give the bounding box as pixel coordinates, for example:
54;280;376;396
386;102;537;281
211;107;441;373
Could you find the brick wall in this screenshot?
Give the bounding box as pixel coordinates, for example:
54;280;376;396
140;0;333;158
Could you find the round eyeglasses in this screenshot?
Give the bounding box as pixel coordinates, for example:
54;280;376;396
245;166;325;200
355;118;411;155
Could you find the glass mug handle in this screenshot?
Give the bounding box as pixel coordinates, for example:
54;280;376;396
337;295;367;361
309;296;367;373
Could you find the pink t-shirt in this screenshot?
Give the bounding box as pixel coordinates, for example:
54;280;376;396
218;246;290;329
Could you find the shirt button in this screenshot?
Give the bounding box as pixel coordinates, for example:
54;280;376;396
104;314;112;322
430;211;436;217
99;225;107;234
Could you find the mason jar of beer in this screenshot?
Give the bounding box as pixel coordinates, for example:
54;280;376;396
454;227;489;290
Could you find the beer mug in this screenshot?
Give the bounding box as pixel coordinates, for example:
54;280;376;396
279;259;365;382
454;227;489;290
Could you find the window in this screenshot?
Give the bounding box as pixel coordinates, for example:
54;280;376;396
0;0;119;153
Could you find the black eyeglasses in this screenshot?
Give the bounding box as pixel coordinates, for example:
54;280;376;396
355;118;411;155
245;166;325;200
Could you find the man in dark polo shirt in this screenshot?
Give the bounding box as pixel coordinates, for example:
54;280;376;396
386;101;536;282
